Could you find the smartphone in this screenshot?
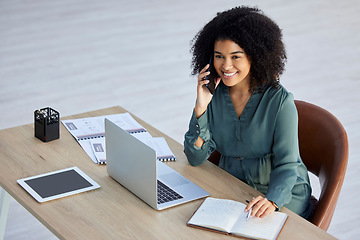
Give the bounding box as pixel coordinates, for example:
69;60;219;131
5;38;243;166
205;57;216;94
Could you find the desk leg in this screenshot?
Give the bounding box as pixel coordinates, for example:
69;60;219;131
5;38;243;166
0;188;11;240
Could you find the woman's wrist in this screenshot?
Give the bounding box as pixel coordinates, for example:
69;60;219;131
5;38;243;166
194;106;207;119
269;200;279;211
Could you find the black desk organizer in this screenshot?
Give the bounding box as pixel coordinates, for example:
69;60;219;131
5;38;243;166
34;107;60;142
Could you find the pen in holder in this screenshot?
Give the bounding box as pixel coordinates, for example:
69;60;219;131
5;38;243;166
34;107;60;142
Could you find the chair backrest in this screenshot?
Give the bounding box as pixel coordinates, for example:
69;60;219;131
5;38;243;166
207;100;348;231
294;100;348;230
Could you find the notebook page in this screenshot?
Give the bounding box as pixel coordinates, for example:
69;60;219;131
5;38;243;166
188;197;244;233
152;137;176;161
231;210;288;240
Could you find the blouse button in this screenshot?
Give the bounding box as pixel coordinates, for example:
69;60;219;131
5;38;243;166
196;130;200;134
196;124;199;127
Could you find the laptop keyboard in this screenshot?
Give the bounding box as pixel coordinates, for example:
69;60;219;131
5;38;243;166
157;180;183;204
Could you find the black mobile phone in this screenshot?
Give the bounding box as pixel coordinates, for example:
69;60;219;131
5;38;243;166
205;57;216;94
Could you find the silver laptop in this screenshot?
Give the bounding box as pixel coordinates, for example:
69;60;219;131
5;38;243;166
105;118;209;210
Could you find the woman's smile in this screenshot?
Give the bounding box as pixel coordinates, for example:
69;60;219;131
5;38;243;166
222;71;238;79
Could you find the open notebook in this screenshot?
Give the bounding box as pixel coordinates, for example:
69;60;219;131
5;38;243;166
187;197;288;240
62;113;176;164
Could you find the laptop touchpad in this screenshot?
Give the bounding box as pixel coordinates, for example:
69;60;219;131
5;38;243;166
159;173;189;187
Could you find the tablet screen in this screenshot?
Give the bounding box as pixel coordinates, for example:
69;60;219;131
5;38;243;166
18;167;100;202
24;169;93;198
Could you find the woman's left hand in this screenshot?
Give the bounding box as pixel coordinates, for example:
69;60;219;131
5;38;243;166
244;196;276;218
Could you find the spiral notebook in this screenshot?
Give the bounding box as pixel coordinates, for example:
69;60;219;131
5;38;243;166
62;113;176;164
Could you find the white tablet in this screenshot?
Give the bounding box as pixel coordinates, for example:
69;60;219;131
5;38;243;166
17;167;100;203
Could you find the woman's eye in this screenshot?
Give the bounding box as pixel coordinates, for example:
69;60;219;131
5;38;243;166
214;55;223;59
232;56;241;59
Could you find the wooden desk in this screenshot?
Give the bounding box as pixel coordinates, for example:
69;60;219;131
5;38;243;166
0;106;336;240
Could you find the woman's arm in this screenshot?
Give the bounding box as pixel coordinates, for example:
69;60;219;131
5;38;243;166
265;93;301;209
184;64;220;166
245;93;300;217
184;109;216;166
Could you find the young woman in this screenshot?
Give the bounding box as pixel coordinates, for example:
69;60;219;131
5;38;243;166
184;6;312;219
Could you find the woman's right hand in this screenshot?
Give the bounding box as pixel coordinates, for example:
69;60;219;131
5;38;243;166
195;64;220;118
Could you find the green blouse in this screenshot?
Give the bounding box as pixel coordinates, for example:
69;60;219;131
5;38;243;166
184;82;312;218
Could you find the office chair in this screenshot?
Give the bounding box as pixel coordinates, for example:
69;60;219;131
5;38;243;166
207;100;348;231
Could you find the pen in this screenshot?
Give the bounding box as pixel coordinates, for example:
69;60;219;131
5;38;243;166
246;207;252;221
245;199;253;221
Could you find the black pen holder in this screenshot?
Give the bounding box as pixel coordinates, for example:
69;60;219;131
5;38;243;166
34;107;60;142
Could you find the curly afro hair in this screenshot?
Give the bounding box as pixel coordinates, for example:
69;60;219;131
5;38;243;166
190;6;287;91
